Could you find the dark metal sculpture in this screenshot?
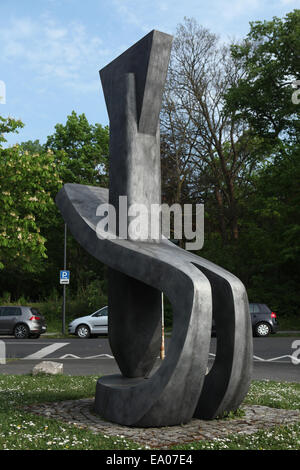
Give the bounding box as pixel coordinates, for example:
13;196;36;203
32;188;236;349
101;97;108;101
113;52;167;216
56;30;253;427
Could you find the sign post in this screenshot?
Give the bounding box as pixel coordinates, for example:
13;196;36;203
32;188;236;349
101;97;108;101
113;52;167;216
160;292;165;360
59;224;69;335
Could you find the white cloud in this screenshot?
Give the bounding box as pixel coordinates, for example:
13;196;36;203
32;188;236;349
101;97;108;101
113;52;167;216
159;2;169;12
111;0;152;32
0;16;111;92
217;0;260;20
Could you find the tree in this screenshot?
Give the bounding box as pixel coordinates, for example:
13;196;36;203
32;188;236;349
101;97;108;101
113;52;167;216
0;113;110;300
161;18;265;243
0;116;24;144
19;139;45;154
0;134;62;274
235;142;300;315
225;9;300;145
36;112;110;298
45;111;109;186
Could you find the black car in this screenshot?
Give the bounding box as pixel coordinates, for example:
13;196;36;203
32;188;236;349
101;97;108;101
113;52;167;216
212;303;278;337
249;303;278;337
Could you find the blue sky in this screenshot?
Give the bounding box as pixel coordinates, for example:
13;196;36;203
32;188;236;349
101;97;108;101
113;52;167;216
0;0;298;146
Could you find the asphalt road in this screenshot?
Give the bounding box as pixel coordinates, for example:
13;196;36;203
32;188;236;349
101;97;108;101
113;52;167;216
0;336;299;382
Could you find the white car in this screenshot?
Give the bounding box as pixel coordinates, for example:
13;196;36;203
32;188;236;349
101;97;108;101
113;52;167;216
68;306;108;338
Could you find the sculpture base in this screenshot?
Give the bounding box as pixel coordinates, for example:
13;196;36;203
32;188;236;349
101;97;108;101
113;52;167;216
94;374;156;428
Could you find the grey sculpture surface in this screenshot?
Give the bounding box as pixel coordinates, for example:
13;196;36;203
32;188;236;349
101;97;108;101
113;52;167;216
56;30;253;427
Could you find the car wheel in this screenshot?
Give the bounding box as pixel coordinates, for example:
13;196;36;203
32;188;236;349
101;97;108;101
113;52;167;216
76;324;91;339
14;324;29;339
254;322;271;337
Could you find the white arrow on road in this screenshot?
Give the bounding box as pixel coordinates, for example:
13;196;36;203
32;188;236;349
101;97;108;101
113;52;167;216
22;342;69;360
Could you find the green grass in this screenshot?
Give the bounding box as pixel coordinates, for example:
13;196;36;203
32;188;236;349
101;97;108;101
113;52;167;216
244;380;300;410
0;375;141;450
0;376;299;450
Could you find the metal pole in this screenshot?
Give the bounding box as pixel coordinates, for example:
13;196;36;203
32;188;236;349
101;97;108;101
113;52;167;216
160;292;165;360
62;223;67;336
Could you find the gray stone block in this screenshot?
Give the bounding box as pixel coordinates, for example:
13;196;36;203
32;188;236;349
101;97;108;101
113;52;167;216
32;361;63;376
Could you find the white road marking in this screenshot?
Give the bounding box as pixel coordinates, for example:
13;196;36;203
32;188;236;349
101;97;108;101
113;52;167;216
58;353;114;359
14;340;298;364
59;354;80;359
253;355;265;361
208;353;298;365
23;343;69;360
253;354;300;364
84;354;114;359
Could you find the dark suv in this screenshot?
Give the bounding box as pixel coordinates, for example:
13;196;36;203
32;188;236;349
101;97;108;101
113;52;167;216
0;306;47;339
212;302;278;337
249;303;278;337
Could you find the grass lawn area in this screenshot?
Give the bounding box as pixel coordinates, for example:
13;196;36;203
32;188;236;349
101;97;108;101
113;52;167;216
0;375;299;450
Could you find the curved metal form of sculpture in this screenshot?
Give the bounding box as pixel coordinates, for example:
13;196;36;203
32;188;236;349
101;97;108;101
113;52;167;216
56;30;253;427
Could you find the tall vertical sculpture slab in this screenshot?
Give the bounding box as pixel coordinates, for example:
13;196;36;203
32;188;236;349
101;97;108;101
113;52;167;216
56;30;253;427
101;31;172;379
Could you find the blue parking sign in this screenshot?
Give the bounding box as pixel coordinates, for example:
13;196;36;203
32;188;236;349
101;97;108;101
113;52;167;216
60;270;70;284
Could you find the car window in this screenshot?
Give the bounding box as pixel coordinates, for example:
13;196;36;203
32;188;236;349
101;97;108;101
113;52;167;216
30;308;40;316
0;307;21;316
249;303;260;313
92;308;107;317
93;308;108;317
261;304;271;313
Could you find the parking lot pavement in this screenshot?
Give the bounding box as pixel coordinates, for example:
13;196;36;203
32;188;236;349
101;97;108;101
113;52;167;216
0;336;299;381
0;358;121;376
1;356;299;382
251;361;300;382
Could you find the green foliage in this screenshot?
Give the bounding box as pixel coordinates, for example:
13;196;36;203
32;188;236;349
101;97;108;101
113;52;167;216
0;112;109;301
0;116;24;144
200;142;300;317
45;110;109;186
225;9;300;143
19;139;45;154
0;134;62;272
200;10;300;318
33;111;110;300
20;280;109;332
